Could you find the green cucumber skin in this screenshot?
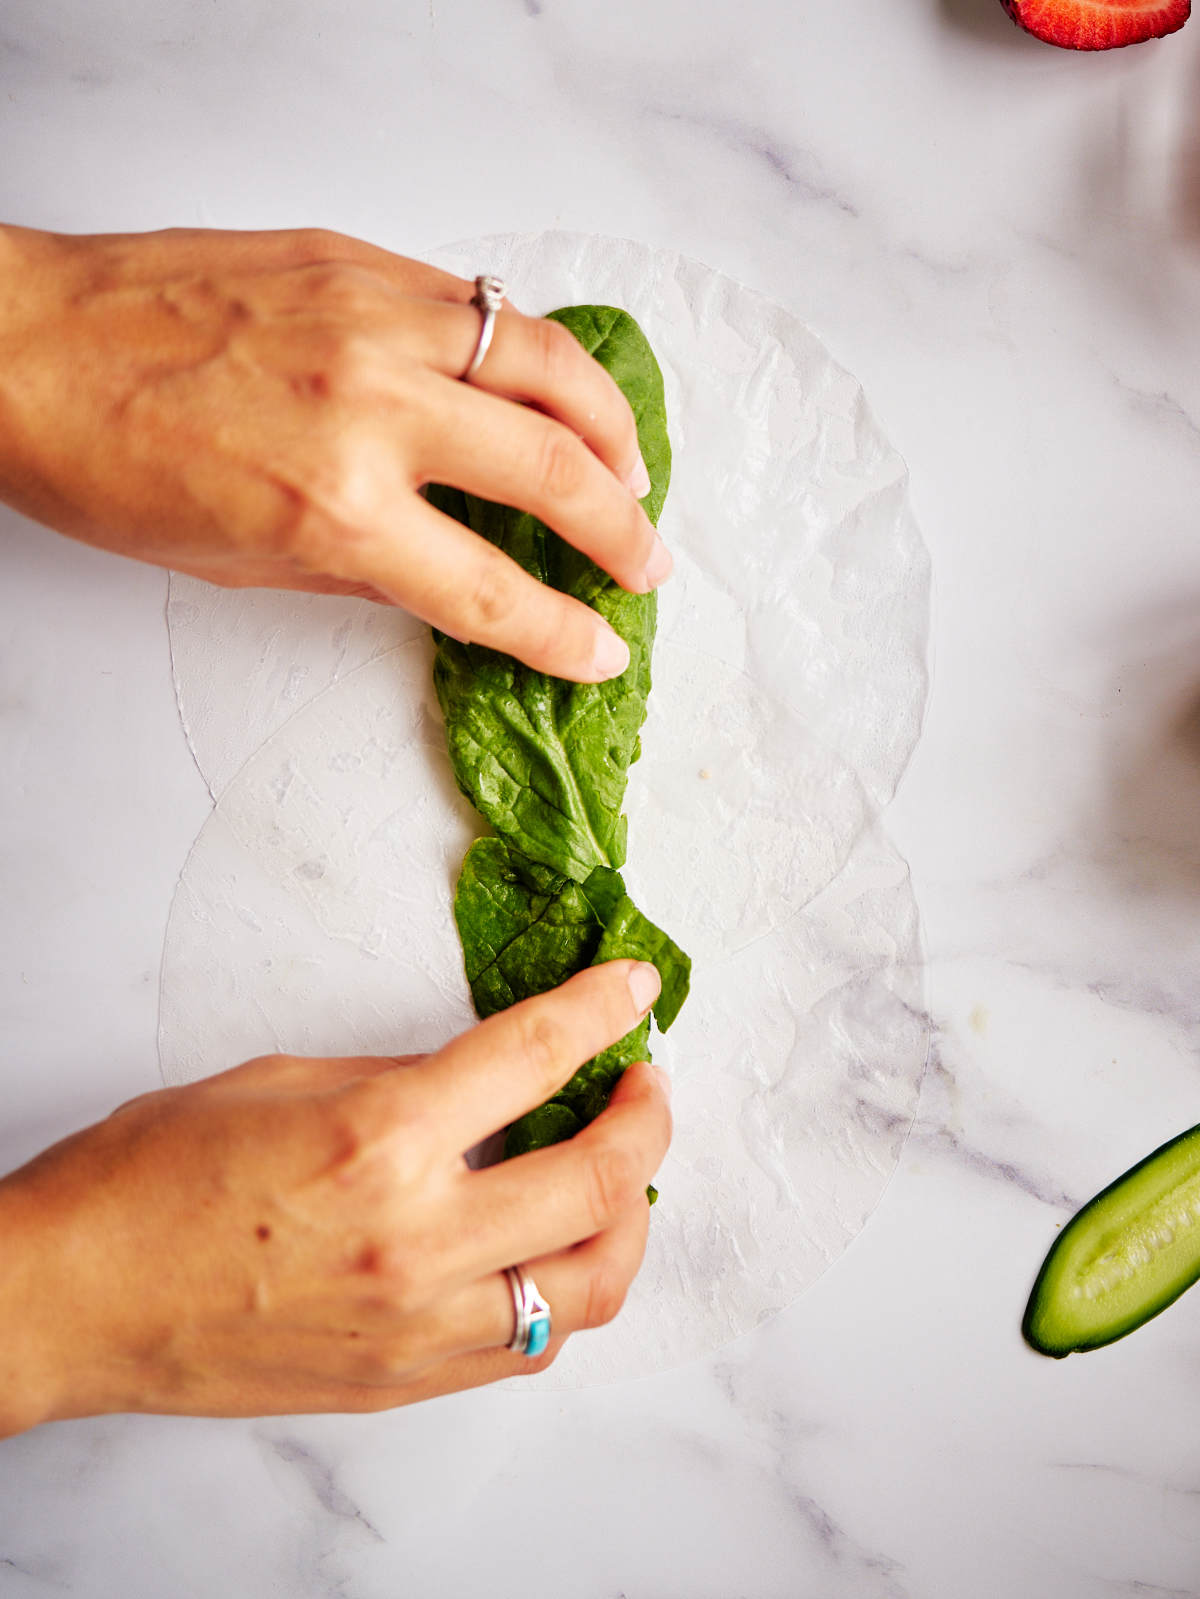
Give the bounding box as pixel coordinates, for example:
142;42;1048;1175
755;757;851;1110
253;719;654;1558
1023;1121;1200;1358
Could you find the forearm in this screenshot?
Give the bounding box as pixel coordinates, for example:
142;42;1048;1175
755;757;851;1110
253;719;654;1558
0;223;80;530
0;1165;74;1438
0;1124;142;1439
0;224;37;505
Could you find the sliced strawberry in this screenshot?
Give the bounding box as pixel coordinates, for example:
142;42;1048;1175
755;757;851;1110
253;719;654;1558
1001;0;1189;48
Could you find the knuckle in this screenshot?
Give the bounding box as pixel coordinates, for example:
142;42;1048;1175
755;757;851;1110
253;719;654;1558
372;1253;428;1320
355;1334;421;1386
323;1099;374;1167
531;316;578;385
318;434;373;520
583;1142;640;1231
244;1051;290;1073
464;550;521;631
265;450;375;577
312;326;377;394
518;1011;570;1090
581;1262;629;1330
302;259;381;320
107;1086;172;1122
324;1089;397;1171
333;1086;435;1186
535;426;588;505
291;226;351;263
261;479;321;561
351;1227;438;1316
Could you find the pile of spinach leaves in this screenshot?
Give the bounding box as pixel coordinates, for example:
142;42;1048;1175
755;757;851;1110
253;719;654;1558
429;304;690;1159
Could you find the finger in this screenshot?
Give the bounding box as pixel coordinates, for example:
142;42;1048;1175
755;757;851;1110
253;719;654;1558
167;551;398;605
397;961;661;1156
334;1336;567;1410
170;244;644;506
337;1190;651;1377
411;1333;568;1391
318;1178;651;1385
200;1051;428;1096
395;301;651;502
147;1333;565;1417
442;1059;672;1276
347;490;634;682
243;278;652;534
99;226;484;308
516;1184;653;1342
437;1176;655;1359
415;371;667;596
287;235;480;306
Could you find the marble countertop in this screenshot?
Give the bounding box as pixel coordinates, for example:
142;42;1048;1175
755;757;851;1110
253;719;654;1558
5;3;1200;1595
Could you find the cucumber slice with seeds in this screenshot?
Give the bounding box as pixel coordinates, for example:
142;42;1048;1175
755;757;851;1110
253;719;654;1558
1023;1121;1200;1357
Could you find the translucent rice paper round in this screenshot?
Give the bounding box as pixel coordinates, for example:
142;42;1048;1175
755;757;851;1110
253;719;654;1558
158;233;932;1384
167;231;930;806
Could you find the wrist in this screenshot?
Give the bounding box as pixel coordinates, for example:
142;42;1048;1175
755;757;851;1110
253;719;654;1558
0;221;33;305
0;1166;74;1437
0;224;81;527
0;1139;132;1438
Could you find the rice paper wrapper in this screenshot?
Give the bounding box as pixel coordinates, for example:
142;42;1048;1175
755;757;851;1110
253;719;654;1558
158;232;932;1385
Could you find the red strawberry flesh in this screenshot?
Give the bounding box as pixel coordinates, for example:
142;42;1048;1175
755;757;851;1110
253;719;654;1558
1001;0;1189;48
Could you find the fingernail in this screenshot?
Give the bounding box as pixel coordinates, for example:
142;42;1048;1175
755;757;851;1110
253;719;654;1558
653;1064;672;1100
627;960;661;1016
592;626;631;680
643;534;673;589
627;455;652;500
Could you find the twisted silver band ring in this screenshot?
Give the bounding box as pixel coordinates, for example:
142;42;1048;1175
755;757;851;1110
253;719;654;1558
462;273;506;382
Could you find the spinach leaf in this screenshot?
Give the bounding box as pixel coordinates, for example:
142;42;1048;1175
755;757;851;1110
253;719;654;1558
505;1103;582;1157
454;837;602;1020
450;834;688;1158
591;895;690;1034
432;306;671;882
454;837;690;1034
431;305;689;1159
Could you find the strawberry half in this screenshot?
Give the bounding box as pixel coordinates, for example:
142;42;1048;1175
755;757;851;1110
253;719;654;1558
1001;0;1189;48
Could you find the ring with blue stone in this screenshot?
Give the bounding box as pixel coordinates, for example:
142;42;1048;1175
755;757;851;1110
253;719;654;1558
504;1265;552;1359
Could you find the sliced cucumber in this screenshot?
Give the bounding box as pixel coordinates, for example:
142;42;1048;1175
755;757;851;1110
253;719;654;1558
1023;1121;1200;1357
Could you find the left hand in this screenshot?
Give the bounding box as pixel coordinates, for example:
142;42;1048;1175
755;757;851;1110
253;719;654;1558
0;223;669;682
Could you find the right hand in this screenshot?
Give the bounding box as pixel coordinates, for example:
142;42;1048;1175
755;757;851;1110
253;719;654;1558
0;961;671;1437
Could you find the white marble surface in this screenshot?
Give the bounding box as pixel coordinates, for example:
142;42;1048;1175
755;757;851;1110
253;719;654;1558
4;3;1200;1595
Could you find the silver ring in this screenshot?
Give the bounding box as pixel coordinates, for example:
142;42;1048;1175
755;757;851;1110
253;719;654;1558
463;273;506;382
504;1264;552;1358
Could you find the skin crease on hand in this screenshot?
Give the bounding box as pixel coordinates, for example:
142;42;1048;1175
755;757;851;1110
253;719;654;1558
0;961;671;1438
0;223;672;683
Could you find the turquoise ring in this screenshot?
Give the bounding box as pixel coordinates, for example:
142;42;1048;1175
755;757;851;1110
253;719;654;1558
504;1265;552;1358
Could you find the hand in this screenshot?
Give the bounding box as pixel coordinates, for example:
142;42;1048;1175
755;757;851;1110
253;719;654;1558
0;961;671;1436
0;224;671;681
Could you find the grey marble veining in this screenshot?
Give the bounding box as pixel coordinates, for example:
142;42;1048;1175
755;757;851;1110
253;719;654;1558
5;3;1200;1597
